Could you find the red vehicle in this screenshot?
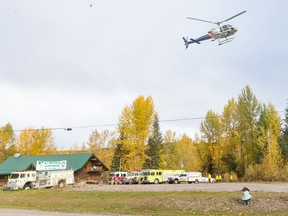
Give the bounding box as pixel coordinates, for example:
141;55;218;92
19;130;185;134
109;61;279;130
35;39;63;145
108;171;127;184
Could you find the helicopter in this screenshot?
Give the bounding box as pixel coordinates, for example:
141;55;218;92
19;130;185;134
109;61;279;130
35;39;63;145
183;10;246;48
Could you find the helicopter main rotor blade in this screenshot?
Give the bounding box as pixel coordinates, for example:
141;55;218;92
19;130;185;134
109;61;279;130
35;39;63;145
218;10;247;25
187;17;216;25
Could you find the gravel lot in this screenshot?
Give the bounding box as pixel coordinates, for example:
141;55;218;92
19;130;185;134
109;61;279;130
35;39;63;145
72;182;288;193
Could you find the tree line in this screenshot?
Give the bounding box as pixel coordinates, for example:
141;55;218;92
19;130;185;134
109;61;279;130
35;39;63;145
0;85;287;181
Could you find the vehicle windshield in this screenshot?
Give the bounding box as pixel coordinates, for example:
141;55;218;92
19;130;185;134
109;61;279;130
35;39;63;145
142;172;150;176
10;173;19;179
222;25;229;31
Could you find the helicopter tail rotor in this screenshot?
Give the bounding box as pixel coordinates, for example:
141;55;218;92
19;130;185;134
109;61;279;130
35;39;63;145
183;36;201;49
182;37;189;49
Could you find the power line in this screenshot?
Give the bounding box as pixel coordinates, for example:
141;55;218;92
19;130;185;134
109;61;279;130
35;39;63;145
12;110;286;132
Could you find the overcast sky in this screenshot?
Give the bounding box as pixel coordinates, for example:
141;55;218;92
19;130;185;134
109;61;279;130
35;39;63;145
1;0;287;149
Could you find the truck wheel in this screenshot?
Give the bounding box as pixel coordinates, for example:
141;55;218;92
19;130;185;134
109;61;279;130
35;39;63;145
154;178;159;184
58;180;65;189
174;179;179;184
24;183;32;190
195;179;199;184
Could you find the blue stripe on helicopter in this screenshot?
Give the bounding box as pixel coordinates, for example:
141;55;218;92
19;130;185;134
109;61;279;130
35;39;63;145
194;34;211;43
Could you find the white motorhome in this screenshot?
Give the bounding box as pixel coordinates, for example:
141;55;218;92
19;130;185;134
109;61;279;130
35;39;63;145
3;170;74;190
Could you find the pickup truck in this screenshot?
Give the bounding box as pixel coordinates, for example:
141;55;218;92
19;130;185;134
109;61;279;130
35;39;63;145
167;173;189;184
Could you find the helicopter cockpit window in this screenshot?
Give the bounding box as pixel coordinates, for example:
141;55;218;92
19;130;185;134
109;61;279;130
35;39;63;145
222;25;229;31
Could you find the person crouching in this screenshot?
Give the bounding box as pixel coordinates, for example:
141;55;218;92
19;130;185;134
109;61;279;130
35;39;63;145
242;187;252;205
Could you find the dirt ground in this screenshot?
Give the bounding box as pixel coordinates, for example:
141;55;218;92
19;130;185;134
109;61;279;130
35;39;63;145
72;182;288;193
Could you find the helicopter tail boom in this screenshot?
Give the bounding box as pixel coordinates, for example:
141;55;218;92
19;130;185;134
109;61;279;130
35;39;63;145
183;34;211;49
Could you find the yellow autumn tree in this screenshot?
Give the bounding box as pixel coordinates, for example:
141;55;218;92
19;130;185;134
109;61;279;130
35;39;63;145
162;130;179;169
0;123;16;163
118;96;155;171
221;98;239;174
257;103;282;181
17;128;56;155
176;134;200;171
200;110;223;174
87;129;117;168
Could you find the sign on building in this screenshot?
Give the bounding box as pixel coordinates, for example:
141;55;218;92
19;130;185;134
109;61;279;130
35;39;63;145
36;160;67;171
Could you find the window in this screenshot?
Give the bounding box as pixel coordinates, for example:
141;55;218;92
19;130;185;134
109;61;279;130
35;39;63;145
10;174;19;179
151;172;155;176
222;25;229;31
20;174;25;178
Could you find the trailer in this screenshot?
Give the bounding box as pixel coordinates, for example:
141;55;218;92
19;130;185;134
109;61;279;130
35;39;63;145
3;170;74;190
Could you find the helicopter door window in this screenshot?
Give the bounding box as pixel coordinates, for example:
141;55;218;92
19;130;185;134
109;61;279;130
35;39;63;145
222;25;229;31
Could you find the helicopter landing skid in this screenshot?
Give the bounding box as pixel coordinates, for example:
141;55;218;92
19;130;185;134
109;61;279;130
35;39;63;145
218;37;234;45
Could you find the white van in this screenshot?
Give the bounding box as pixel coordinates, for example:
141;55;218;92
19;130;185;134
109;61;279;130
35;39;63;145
187;172;209;183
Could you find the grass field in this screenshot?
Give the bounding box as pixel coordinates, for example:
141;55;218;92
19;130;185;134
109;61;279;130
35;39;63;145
1;189;288;215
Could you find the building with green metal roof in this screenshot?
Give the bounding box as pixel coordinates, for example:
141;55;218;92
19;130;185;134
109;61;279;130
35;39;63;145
0;153;109;185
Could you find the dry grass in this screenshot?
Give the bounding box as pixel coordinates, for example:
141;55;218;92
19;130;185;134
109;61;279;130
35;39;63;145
0;189;288;215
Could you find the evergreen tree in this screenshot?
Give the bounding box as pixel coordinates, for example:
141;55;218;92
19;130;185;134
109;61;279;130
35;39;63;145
279;105;288;162
143;114;163;169
221;98;239;174
110;143;123;171
110;133;130;171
